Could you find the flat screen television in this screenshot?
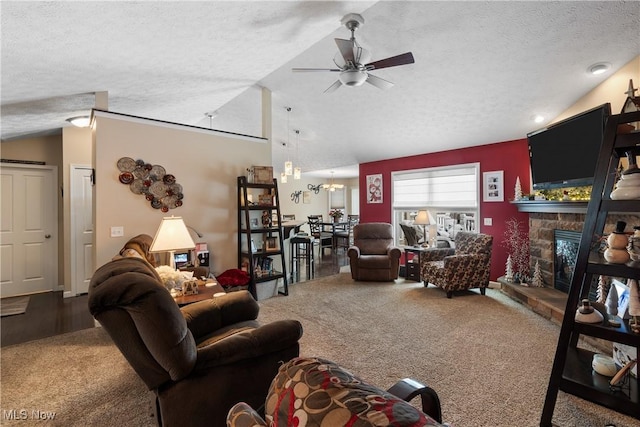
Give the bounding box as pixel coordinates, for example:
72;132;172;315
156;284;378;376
527;103;611;190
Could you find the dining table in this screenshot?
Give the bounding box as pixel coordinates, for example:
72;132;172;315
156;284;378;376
320;221;349;248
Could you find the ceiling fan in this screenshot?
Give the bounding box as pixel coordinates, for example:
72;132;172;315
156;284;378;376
292;13;414;93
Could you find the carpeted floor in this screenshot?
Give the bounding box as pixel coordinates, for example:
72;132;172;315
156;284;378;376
0;273;636;426
0;296;30;317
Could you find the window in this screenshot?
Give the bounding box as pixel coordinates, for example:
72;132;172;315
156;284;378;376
392;163;480;247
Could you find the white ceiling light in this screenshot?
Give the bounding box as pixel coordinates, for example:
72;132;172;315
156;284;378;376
588;62;611;75
339;69;368;87
66;115;91;127
322;171;345;191
533;115;545;124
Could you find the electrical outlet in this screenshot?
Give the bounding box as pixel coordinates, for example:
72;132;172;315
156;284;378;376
484;218;492;226
110;226;124;237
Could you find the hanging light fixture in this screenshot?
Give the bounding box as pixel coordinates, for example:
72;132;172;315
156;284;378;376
322;171;345;192
294;129;301;180
284;107;293;176
280;172;288;184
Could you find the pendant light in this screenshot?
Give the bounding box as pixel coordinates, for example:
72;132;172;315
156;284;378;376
284;107;293;176
293;129;301;180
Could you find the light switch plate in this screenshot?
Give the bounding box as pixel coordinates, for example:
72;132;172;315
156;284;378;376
110;226;124;237
484;218;492;226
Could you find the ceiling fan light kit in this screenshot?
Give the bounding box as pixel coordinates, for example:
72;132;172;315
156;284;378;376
292;13;414;93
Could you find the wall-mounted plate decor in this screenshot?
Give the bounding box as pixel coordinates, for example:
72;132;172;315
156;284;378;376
117;157;184;212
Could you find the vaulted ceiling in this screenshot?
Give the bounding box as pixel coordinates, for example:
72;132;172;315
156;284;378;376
2;1;639;178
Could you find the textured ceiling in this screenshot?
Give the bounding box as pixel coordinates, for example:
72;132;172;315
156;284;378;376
2;1;639;178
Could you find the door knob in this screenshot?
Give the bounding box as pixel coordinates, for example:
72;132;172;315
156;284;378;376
45;234;51;239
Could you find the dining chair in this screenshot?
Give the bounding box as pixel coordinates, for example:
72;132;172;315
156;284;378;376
307;215;333;257
335;214;359;250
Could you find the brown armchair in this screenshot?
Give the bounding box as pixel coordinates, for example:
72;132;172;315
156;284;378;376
347;222;401;281
420;231;493;298
88;257;303;427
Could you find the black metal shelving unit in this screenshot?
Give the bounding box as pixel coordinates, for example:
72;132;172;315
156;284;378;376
237;176;288;299
541;111;640;425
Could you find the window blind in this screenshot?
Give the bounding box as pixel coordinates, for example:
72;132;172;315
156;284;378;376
392;165;478;209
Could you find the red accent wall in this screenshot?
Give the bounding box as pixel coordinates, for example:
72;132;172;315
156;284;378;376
359;138;531;282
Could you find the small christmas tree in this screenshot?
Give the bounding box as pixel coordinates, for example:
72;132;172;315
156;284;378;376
514;176;522;201
596;275;611;304
629;279;640;333
530;261;544;287
505;255;514;282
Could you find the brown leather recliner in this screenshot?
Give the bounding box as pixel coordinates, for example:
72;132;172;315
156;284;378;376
88;257;303;427
347;222;401;281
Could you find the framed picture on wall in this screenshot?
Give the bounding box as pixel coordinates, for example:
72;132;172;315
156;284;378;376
303;191;311;204
483;170;504;202
366;174;383;204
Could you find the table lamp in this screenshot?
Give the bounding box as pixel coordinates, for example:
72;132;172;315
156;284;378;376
414;210;437;247
150;216;196;269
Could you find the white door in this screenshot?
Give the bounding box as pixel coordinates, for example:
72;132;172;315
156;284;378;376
70;165;94;295
0;164;58;297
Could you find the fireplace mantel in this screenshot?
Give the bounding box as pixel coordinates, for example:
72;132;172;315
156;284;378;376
511;200;588;214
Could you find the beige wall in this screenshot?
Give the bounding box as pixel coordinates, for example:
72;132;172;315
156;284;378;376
93;111;272;274
554;55;639;123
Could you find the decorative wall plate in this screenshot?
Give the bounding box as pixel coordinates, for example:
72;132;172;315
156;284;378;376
118;172;134;184
117;157;184;210
117;157;136;172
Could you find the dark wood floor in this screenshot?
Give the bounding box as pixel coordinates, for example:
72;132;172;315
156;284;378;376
0;250;348;348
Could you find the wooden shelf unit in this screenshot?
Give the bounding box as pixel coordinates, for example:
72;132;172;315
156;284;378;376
540;111;640;425
237;176;288;299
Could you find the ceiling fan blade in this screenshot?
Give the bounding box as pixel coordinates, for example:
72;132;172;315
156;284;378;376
335;38;355;63
292;67;341;72
365;73;394;90
365;52;415;70
324;80;342;93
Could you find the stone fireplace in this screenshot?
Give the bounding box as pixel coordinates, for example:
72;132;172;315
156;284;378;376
526;207;640;292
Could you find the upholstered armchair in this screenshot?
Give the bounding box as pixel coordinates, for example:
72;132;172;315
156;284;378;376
348;222;401;281
227;357;445;427
88;256;303;427
420;231;493;298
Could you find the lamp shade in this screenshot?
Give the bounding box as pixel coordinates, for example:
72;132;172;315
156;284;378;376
414;210;435;225
150;216;196;253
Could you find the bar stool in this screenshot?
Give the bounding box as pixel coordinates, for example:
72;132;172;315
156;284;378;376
290;234;315;282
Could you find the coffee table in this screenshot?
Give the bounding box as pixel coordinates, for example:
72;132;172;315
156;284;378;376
173;279;225;306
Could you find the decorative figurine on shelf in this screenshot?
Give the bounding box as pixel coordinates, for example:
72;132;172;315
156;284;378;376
610;151;640;200
629;279;640;333
605;283;621;327
628;226;640;261
261;210;272;228
575;299;604;324
596;275;611;304
604;221;630;264
514;176;522;201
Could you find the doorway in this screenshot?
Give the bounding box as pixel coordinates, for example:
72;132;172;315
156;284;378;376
70;165;94;295
0;164;58;297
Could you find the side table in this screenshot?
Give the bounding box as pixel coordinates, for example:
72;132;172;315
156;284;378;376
173;279;225;306
403;246;429;282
